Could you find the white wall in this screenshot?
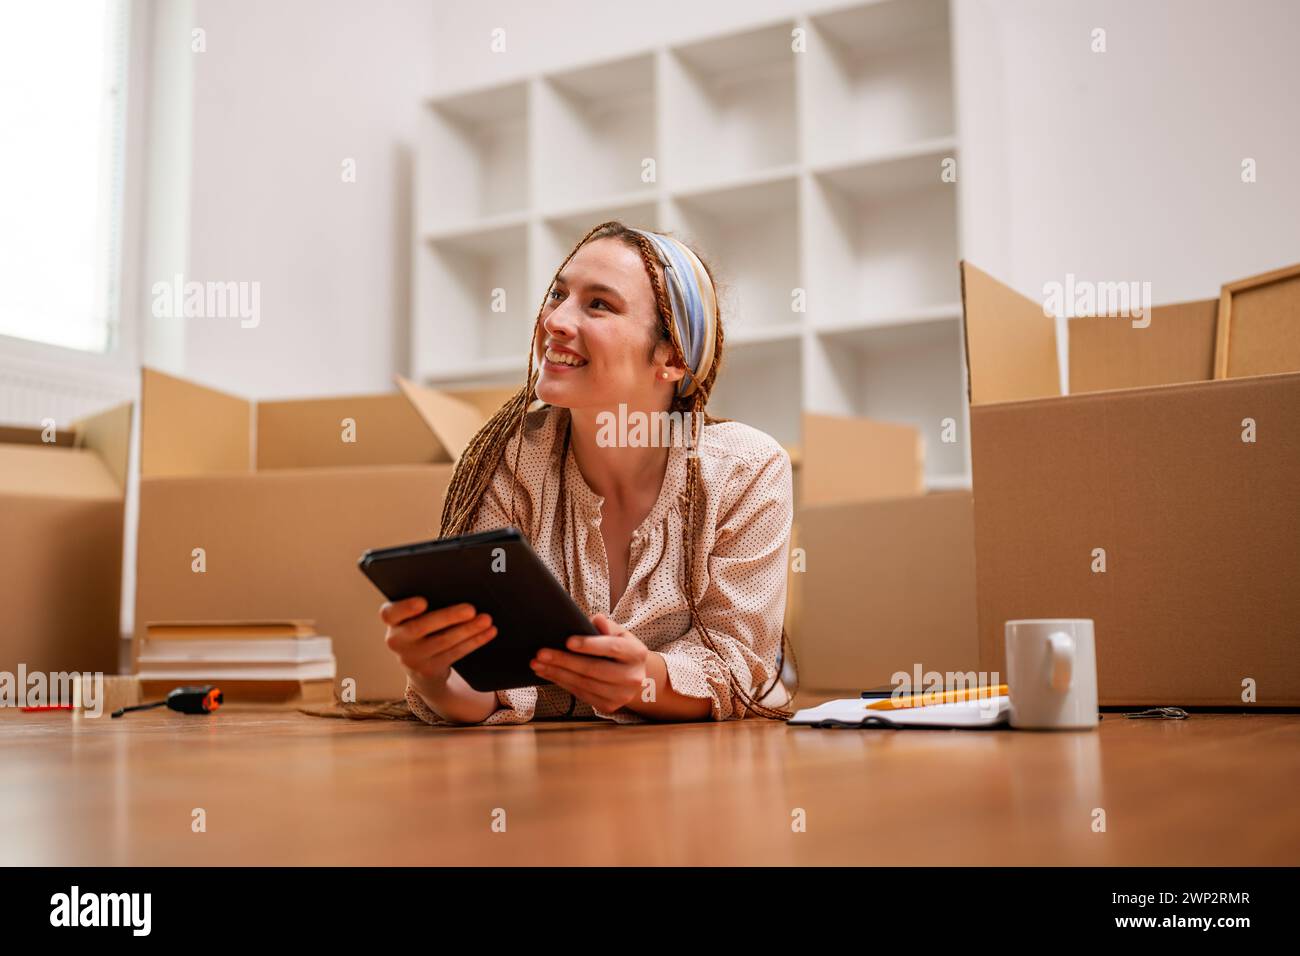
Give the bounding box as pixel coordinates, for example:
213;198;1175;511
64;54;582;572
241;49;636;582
954;0;1300;302
178;0;435;399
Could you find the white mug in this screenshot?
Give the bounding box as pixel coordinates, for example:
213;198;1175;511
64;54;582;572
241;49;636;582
1005;619;1099;730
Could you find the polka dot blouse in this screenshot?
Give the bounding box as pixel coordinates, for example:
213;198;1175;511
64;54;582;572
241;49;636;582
405;403;794;726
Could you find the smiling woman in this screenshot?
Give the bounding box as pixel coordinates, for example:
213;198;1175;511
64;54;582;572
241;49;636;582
377;221;797;726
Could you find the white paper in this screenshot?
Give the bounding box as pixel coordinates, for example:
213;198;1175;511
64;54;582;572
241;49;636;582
787;695;1010;729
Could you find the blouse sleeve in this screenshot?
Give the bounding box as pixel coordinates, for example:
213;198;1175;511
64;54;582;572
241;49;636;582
405;679;538;726
654;442;794;721
404;441;541;727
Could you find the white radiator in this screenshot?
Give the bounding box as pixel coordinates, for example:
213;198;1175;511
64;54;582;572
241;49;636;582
0;358;137;428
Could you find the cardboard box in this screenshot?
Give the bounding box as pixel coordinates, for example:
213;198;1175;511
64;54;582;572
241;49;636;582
961;261;1300;706
440;385;520;420
0;403;133;675
134;369;487;701
791;412;979;693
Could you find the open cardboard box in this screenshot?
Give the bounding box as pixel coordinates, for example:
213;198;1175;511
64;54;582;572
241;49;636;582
961;261;1300;706
0;402;133;675
134;369;491;701
791;412;979;694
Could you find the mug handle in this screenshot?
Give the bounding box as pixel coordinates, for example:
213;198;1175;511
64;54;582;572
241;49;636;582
1047;631;1074;693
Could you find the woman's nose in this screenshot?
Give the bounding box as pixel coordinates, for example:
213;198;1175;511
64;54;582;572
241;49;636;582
543;301;577;338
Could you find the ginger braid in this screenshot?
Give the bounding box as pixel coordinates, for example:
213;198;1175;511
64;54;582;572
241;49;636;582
438;220;799;720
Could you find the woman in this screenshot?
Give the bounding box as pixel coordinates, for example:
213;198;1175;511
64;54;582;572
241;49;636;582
380;221;797;725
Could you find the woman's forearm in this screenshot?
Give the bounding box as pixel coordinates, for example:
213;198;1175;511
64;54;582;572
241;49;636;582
622;652;713;721
410;670;498;724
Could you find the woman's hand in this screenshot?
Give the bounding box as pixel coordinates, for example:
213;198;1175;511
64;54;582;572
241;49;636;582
380;597;498;690
529;613;649;714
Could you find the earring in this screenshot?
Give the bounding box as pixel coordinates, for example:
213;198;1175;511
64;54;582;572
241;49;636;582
660;370;669;379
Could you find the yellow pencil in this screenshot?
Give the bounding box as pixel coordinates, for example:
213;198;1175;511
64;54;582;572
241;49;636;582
866;684;1009;711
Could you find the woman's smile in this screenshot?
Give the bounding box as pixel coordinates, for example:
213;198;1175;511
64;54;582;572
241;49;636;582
543;345;588;370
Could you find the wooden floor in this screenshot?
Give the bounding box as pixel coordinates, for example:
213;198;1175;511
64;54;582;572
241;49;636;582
2;697;1297;866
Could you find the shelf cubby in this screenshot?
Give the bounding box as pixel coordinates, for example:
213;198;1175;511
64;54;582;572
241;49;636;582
668;173;801;335
535;198;660;297
707;334;803;448
806;317;968;482
534;53;658;212
806;145;959;322
803;0;955;167
419;81;529;232
415;221;531;378
663;21;799;190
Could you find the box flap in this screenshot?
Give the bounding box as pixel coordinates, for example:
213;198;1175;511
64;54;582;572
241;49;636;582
256;393;450;469
1069;298;1217;394
442;385;521;420
0;424;74;448
801;412;923;507
141;368;252;478
960;261;1061;405
72;400;133;490
1217;262;1300;379
0;444;120;500
395;376;487;464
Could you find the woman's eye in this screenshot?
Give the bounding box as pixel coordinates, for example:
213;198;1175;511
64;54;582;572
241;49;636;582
545;288;609;310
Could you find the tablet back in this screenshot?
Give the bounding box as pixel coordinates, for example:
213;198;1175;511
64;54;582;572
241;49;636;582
358;527;598;692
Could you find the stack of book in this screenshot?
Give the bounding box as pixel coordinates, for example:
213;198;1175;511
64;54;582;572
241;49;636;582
136;621;336;705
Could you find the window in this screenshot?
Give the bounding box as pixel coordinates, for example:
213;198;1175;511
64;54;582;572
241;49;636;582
0;0;130;353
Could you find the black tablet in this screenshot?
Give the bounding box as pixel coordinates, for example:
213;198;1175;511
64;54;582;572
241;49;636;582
358;526;599;692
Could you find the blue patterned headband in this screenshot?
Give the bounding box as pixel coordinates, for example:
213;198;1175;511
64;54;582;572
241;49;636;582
630;229;718;399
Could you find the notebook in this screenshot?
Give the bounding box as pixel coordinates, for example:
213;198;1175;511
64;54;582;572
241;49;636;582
787;695;1010;729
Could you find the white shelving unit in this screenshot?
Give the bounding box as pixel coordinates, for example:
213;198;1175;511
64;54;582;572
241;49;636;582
413;0;969;488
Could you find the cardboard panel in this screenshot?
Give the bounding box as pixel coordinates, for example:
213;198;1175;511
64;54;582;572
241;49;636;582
73;401;133;489
795;492;979;692
0;496;123;674
960;261;1061;405
801;413;923;506
136;465;454;700
0;446;120;499
1069;299;1217;394
1219;265;1300;379
256;394;448;470
443;385;521;420
970;373;1300;706
141;368;251;478
0;425;74;447
396;377;487;464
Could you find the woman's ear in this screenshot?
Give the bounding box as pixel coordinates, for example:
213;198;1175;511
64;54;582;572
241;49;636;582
651;337;687;384
656;362;686;384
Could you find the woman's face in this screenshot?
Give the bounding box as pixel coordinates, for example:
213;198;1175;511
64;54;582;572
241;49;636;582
533;237;679;410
